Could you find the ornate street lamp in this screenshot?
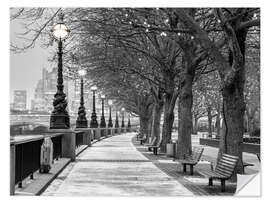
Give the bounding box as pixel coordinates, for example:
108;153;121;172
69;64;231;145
121;107;125;128
115;111;119;128
108;100;113;128
50;12;70;129
76;69;88;128
90;85;98;128
100;95;106;128
127;114;131;128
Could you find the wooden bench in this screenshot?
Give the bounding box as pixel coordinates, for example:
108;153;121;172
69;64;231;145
138;134;147;145
243;162;254;173
177;147;204;175
148;138;162;155
144;137;157;150
136;133;140;141
198;153;239;192
257;153;260;162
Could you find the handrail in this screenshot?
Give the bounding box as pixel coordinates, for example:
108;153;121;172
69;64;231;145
10;133;64;146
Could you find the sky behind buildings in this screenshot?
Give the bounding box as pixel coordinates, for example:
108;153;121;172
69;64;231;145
10;18;53;109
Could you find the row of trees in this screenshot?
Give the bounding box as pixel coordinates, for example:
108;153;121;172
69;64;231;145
11;8;260;173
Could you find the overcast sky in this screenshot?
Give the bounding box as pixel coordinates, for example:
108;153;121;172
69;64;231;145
10;18;53;109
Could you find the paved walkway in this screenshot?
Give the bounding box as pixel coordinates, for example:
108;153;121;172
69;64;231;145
42;132;193;196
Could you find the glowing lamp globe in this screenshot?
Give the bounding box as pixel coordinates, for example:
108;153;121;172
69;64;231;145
78;69;87;77
91;85;97;91
108;100;113;106
52;23;69;41
101;95;105;99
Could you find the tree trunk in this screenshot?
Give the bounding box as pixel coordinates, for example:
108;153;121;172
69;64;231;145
139;116;150;138
218;28;247;175
176;73;193;159
150;101;163;142
219;85;245;174
146;115;153;142
192;114;198;135
207;106;212;138
160;98;175;152
215;108;221;138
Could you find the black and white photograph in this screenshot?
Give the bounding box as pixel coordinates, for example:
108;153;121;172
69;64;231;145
7;1;263;198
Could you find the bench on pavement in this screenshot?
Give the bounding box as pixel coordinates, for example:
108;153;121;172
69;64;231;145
144;137;157;150
138;134;147;145
176;147;204;175
257;153;260;162
136;133;141;141
198;153;239;192
243;162;254;173
148;138;162;155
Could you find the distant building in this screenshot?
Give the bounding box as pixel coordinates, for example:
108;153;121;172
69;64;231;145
31;67;138;124
32;67;72;112
13;90;27;110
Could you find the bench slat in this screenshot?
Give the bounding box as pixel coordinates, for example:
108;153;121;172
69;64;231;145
198;169;227;179
222;155;238;161
218;160;238;169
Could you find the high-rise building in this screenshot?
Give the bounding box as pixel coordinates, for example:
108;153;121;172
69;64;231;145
32;67;72;112
13;90;27;110
31;67;117;123
32;67;88;115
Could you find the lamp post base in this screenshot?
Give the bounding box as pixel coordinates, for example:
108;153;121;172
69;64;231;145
50;114;70;129
76;119;88;128
90;121;99;128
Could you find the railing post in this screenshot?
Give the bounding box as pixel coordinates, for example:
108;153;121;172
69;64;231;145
10;144;15;195
95;128;101;140
112;128;115;136
83;129;91;146
61;130;76;161
75;128;91;147
103;128;107;137
48;129;76;162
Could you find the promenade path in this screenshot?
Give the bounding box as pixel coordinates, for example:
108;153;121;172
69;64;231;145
42;132;193;196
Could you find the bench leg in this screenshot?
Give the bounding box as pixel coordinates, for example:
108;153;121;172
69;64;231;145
183;164;186;173
190;165;194;175
221;179;226;192
208;178;213;186
153;148;157;155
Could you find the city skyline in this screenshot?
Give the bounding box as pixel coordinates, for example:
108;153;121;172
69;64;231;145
10;17;55;109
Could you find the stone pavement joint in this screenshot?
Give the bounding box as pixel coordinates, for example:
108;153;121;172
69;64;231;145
42;132;193;196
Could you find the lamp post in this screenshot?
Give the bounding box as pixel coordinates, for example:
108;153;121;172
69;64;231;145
100;95;106;128
121;107;125;131
108;100;113;128
115;111;119;128
76;69;88;128
90;85;98;128
50;12;70;129
127;114;131;130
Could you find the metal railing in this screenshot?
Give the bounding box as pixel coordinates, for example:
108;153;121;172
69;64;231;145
75;131;84;148
11;133;64;188
10;127;138;194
